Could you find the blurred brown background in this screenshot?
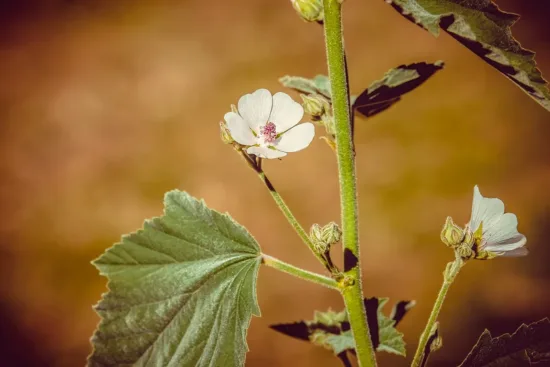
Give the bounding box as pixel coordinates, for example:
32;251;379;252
1;0;549;366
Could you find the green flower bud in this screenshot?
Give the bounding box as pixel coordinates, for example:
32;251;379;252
310;223;327;253
310;222;342;274
310;222;342;253
463;227;474;248
456;243;474;260
440;216;465;247
291;0;324;22
300;94;327;117
219;121;234;144
321;221;342;245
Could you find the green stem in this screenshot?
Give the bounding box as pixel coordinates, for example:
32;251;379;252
238;151;326;266
262;254;339;290
323;1;377;366
411;257;465;367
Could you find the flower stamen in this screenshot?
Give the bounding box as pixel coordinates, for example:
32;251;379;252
260;122;277;144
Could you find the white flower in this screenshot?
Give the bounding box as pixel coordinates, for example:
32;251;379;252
467;185;527;257
224;89;315;159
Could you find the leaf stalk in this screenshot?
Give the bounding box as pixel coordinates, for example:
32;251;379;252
262;254;339;290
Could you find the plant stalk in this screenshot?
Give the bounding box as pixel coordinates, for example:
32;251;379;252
411;256;464;367
262;254;339;290
323;1;377;366
238;151;327;267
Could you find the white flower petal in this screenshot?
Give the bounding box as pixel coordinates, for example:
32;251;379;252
468;185;505;233
499;246;528;257
269;92;304;133
246;146;287;159
484;234;527;253
274;122;315;153
483;212;520;244
224;112;256;145
469;185;528;257
238;89;272;131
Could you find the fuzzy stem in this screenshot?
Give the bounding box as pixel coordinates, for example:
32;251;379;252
238;150;327;267
411;257;465;367
323;1;377;366
262;254;339;290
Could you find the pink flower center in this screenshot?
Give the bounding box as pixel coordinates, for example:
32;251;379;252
260;122;277;144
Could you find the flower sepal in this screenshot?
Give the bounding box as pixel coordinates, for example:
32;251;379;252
440;216;465;248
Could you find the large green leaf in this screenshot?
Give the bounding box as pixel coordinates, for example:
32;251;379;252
385;0;550;111
279;61;443;119
459;318;550;367
353;61;444;117
89;190;262;367
270;297;413;365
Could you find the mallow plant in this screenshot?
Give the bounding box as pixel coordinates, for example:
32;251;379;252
87;0;550;366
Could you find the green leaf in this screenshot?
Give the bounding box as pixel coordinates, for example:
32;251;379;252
270;297;412;365
89;190;262;367
370;298;406;356
352;61;444;117
279;74;332;99
279;62;443;119
385;0;550;111
325;331;355;354
459;318;550;367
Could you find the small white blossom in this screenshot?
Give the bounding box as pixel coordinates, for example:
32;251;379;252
224;89;315;159
467;185;527;257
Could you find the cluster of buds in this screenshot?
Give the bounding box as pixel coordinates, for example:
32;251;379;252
310;222;341;253
310;222;342;274
300;93;336;150
290;0;324;23
440;217;476;259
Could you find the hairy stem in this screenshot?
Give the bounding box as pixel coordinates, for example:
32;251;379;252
238;150;327;267
323;1;377;366
262;254;339;290
411;256;464;367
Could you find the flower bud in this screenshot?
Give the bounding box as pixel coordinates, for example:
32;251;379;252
219;121;234;144
301;94;327;117
440;216;464;247
321;222;342;245
310;222;342;252
310;223;328;253
463;227;474;248
456;243;474;260
291;0;324;22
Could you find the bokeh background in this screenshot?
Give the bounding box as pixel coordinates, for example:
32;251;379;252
1;0;549;366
